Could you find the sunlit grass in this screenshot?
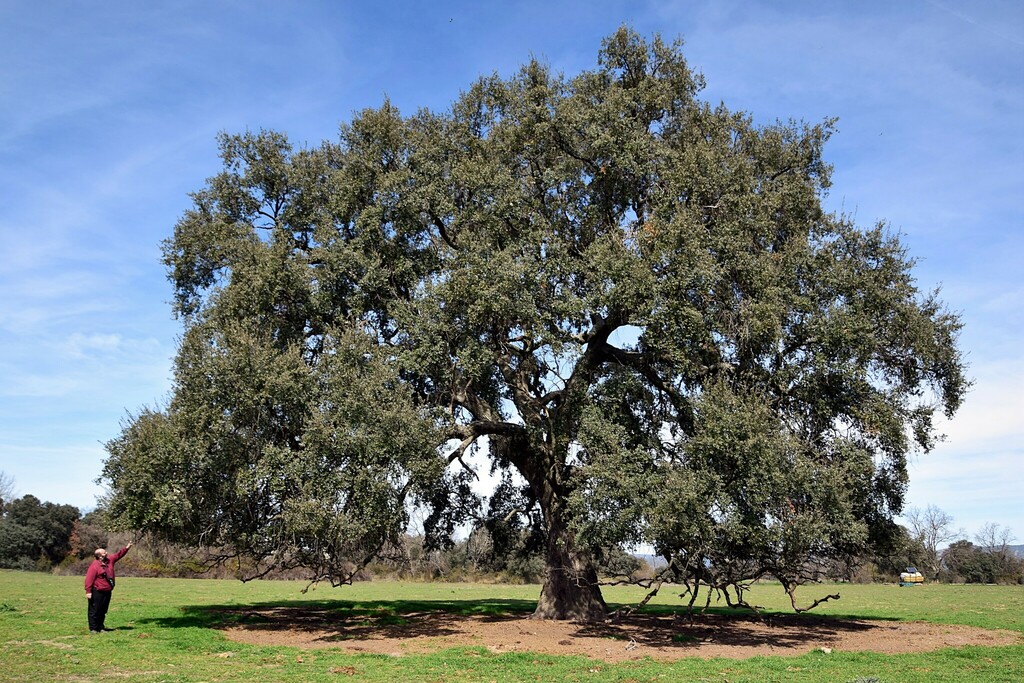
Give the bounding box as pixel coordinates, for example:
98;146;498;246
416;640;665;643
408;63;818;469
2;571;1022;682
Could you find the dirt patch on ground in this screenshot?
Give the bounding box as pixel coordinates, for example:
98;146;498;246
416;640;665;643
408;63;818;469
219;607;1020;662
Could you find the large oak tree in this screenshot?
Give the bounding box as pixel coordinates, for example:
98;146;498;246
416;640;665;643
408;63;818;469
103;29;967;620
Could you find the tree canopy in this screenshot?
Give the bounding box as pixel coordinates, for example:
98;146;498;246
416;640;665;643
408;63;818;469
0;494;79;570
103;28;967;620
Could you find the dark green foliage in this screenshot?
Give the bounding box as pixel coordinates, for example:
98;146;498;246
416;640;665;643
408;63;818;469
0;522;37;570
943;540;1024;584
944;541;992;583
0;495;79;569
102;28;967;618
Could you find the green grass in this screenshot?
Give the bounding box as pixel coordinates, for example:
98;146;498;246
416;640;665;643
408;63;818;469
2;571;1022;682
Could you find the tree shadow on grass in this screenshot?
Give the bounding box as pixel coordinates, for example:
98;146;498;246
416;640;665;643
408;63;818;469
136;596;901;651
136;597;538;642
577;611;883;651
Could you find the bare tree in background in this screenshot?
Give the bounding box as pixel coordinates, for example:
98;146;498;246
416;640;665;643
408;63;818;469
906;505;959;580
0;471;15;506
976;522;1018;583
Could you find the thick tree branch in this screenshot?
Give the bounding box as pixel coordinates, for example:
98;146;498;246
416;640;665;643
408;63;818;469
446;420;527;442
594;341;696;434
445;436;481;481
427;208;459;250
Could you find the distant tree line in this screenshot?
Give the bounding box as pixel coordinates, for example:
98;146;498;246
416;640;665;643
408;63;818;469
857;505;1023;585
1;473;1019;586
0;494;81;571
940;521;1022;585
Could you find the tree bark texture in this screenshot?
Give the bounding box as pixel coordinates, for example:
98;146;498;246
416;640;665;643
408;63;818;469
533;515;607;621
505;434;608;621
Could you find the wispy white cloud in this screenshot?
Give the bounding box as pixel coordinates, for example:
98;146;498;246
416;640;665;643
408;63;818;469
59;333;167;361
976;286;1024;317
0;343;171;399
933;361;1024;446
0;374;81;399
925;0;1024;48
64;333;124;355
904;355;1024;534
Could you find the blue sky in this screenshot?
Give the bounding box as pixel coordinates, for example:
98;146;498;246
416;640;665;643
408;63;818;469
1;1;1021;544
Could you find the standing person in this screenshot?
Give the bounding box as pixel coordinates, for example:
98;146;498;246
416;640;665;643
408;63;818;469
84;542;132;633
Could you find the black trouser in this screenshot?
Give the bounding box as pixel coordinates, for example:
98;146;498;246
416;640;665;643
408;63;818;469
88;590;112;631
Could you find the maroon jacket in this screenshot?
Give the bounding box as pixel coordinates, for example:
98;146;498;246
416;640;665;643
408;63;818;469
85;546;130;594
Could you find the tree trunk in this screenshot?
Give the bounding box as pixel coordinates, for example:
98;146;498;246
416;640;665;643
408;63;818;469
532;506;607;621
503;434;607;621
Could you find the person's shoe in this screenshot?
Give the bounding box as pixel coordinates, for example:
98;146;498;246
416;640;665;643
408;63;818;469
90;630;101;634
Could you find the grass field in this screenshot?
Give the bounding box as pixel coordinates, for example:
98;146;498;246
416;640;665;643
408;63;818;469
2;570;1022;682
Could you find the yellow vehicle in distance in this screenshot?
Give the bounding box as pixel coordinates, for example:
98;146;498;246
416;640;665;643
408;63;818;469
899;566;925;586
